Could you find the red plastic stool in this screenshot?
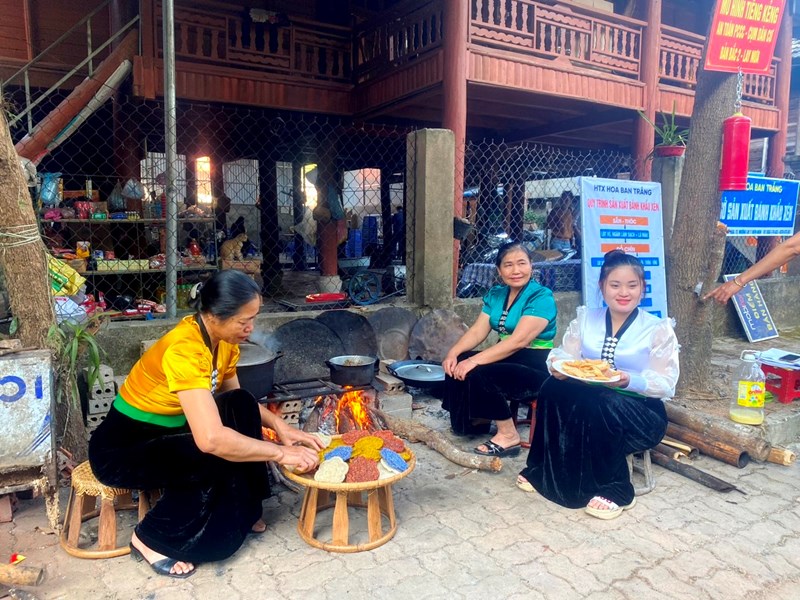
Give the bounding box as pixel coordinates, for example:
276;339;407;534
761;364;800;404
510;396;538;449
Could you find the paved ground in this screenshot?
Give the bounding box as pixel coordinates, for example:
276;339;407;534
3;334;800;600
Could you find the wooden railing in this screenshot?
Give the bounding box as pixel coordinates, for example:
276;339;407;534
470;0;643;79
154;2;352;83
354;0;444;83
660;25;776;105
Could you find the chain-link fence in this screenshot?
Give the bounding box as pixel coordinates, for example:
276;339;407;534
455;140;636;298
5;83;414;318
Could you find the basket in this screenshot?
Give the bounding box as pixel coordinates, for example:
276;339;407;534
453;217;473;241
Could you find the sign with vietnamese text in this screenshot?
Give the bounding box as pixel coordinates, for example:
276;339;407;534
706;0;785;74
579;178;667;318
723;274;778;342
720;174;798;236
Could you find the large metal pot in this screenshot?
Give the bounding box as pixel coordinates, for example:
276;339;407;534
326;355;378;386
236;343;282;399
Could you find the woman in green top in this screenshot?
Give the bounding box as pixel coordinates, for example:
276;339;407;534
442;242;557;456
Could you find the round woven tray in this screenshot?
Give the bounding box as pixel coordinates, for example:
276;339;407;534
281;437;416;491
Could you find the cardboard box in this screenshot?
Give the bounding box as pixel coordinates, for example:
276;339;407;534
221;258;260;275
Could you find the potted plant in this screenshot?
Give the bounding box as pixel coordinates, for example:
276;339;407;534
638;102;689;158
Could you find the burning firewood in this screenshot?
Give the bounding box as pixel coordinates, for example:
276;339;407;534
378;411;503;473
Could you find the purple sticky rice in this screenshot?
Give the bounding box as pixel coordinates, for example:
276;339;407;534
380;448;408;472
325;446;353;462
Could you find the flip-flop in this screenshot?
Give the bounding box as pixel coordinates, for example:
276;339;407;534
516;475;536;493
584;496;636;520
474;440;521;457
129;543;196;578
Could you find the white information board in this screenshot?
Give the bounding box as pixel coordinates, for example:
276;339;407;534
579;178;668;318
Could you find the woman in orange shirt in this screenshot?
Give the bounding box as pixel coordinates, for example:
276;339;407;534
89;270;322;578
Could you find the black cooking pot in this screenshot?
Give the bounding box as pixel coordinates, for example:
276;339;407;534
326;355;378;386
236;343;282;399
388;359;445;396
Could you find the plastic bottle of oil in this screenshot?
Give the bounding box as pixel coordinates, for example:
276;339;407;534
729;350;765;425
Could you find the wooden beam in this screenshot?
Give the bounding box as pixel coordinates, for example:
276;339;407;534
504;108;633;143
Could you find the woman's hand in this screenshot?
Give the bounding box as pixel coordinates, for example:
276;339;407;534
603;371;631;389
277;445;320;473
703;280;741;305
452;356;479;381
442;352;459;377
549;364;568;380
279;427;325;451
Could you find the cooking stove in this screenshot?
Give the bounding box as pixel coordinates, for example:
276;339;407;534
258;377;374;404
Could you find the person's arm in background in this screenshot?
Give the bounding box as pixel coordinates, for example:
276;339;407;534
705;231;800;304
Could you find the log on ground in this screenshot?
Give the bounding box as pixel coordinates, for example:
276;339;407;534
380;412;503;472
665;402;770;461
666;422;750;468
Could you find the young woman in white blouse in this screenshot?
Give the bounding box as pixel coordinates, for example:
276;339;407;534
517;250;680;520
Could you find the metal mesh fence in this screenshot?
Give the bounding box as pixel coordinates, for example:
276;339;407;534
5;84;413;319
455;140;636;298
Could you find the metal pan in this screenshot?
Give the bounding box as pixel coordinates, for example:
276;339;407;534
388;359;445;395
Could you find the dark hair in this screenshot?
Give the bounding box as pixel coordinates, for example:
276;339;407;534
599;250;645;286
495;241;533;267
189;270;260;319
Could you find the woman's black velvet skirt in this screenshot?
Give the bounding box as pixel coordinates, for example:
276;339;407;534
88;389;270;563
519;377;667;509
442;348;550;435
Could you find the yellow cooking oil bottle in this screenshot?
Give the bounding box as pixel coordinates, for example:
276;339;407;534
729;350;765;425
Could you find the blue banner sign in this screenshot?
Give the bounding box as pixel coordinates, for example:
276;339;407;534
722;274;779;343
720;175;798;236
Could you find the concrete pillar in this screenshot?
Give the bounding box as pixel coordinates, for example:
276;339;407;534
652;155;684;246
259;156;282;294
406;129;455;308
632;0;661;180
316;146;341;292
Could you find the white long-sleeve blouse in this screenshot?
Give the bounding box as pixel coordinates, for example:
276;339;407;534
547;306;680;399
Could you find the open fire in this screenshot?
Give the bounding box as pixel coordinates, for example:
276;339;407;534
303;387;386;435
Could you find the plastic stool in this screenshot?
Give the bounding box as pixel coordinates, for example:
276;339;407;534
59;462;143;559
761;364;800;404
627;450;655;496
510;396;538;449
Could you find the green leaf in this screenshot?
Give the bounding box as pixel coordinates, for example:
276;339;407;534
9;317;18;335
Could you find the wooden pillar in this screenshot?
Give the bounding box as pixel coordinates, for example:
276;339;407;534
111;0;141;181
378;167;393;268
442;0;468;286
316;146;340;282
509;158;525;243
758;8;793;266
632;0;661;181
259;156;283;293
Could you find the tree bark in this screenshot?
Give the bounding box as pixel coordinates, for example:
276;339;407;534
0;106;87;460
667;42;737;395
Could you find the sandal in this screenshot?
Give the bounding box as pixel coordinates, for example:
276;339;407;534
474;440;521;457
584;496;636;520
130;543;196;578
516;475;535;493
249;519;267;535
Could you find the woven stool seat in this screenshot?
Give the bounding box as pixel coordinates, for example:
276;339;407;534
59;461;154;559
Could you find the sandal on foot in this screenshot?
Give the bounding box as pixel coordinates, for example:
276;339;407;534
130;543;196;578
584;496;636;520
516;475;535;493
249;519;267;535
474;440;521;457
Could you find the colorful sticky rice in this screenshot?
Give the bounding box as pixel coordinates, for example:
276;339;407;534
324;445;353;462
341;430;370;444
345;456;380;483
379;448;408;473
313;457;349;483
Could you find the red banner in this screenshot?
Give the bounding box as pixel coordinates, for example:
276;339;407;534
705;0;785;74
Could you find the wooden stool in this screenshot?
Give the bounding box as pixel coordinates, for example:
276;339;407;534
59;461;149;559
282;453;416;553
510;396;538;449
627;450;656;496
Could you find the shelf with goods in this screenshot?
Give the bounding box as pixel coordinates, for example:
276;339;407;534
41;208;218;308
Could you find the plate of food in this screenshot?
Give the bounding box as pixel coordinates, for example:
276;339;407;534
552;359;621;383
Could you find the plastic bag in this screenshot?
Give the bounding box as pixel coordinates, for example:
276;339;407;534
48;256;87;297
54;296;88;324
108;182;125;212
39;172;62;206
122;178;145;200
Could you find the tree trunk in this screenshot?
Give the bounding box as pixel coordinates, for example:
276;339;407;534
0;106;87;460
667;45;737;395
